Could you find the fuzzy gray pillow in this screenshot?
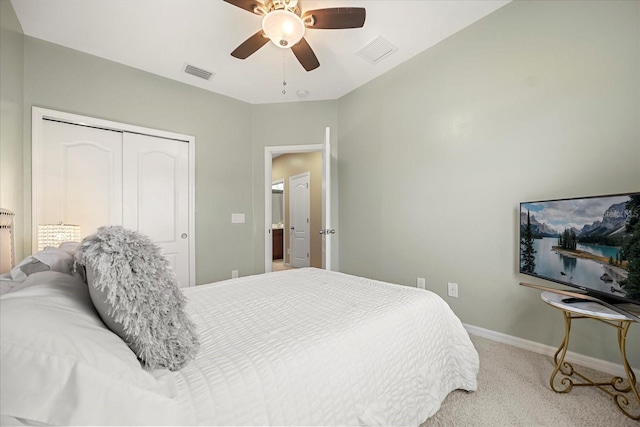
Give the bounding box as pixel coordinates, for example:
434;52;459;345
74;225;199;371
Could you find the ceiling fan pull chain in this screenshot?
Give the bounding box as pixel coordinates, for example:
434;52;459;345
282;54;287;95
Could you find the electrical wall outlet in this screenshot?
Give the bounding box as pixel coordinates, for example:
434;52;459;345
232;270;239;278
417;277;426;289
447;282;459;298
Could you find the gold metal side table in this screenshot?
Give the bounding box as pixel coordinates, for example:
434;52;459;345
541;291;639;420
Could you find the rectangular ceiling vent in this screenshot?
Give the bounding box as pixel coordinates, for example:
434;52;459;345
183;63;214;80
356;36;398;64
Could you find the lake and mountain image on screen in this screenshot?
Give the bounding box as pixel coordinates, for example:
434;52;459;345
520;193;640;303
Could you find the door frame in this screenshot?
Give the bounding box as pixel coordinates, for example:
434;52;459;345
264;143;323;272
32;107;196;286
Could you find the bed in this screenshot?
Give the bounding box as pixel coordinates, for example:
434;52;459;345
1;230;479;426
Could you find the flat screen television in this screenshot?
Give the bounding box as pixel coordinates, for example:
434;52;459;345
519;192;640;309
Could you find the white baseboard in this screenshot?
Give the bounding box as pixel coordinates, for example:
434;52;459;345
464;323;638;379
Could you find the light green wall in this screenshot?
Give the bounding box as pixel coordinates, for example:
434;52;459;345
21;36;254;285
337;0;640;366
0;0;24;262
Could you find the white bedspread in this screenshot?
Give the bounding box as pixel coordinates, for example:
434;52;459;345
174;268;479;426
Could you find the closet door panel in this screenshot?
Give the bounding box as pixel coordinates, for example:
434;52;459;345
122;133;190;287
39;120;123;240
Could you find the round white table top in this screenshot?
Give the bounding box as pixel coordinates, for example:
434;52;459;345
541;291;636;321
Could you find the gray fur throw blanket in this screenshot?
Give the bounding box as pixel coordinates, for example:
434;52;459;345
75;225;199;370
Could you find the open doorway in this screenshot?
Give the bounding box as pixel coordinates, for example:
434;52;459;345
270;155;319;271
264;129;332;273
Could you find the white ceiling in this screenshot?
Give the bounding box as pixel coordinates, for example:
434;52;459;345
11;0;510;105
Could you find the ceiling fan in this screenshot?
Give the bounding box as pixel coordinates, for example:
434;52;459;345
223;0;366;71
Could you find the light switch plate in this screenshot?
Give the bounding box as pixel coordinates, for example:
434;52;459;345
231;213;245;223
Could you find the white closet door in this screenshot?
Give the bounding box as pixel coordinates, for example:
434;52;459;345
39;120;123;239
122;133;190;287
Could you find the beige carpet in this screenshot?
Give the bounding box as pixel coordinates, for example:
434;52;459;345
272;260;294;271
421;335;639;427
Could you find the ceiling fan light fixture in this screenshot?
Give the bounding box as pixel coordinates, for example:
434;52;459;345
262;9;305;48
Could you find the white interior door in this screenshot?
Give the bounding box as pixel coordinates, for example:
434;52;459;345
321;127;332;271
38;120;123;239
122;133;190;287
290;172;310;268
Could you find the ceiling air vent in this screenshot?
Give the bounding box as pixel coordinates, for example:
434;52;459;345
356;36;398;64
183;63;214;80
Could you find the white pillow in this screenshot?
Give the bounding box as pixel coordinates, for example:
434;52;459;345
0;271;178;425
9;243;79;282
0;273;21;295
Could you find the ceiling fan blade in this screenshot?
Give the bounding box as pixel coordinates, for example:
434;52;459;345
231;31;270;59
291;38;320;71
222;0;265;15
302;8;366;29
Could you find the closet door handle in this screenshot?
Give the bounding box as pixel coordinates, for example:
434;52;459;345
181;233;188;239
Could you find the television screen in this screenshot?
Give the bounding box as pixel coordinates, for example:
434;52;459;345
520;192;640;306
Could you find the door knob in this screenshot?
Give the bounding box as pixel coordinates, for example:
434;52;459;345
181;233;188;239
